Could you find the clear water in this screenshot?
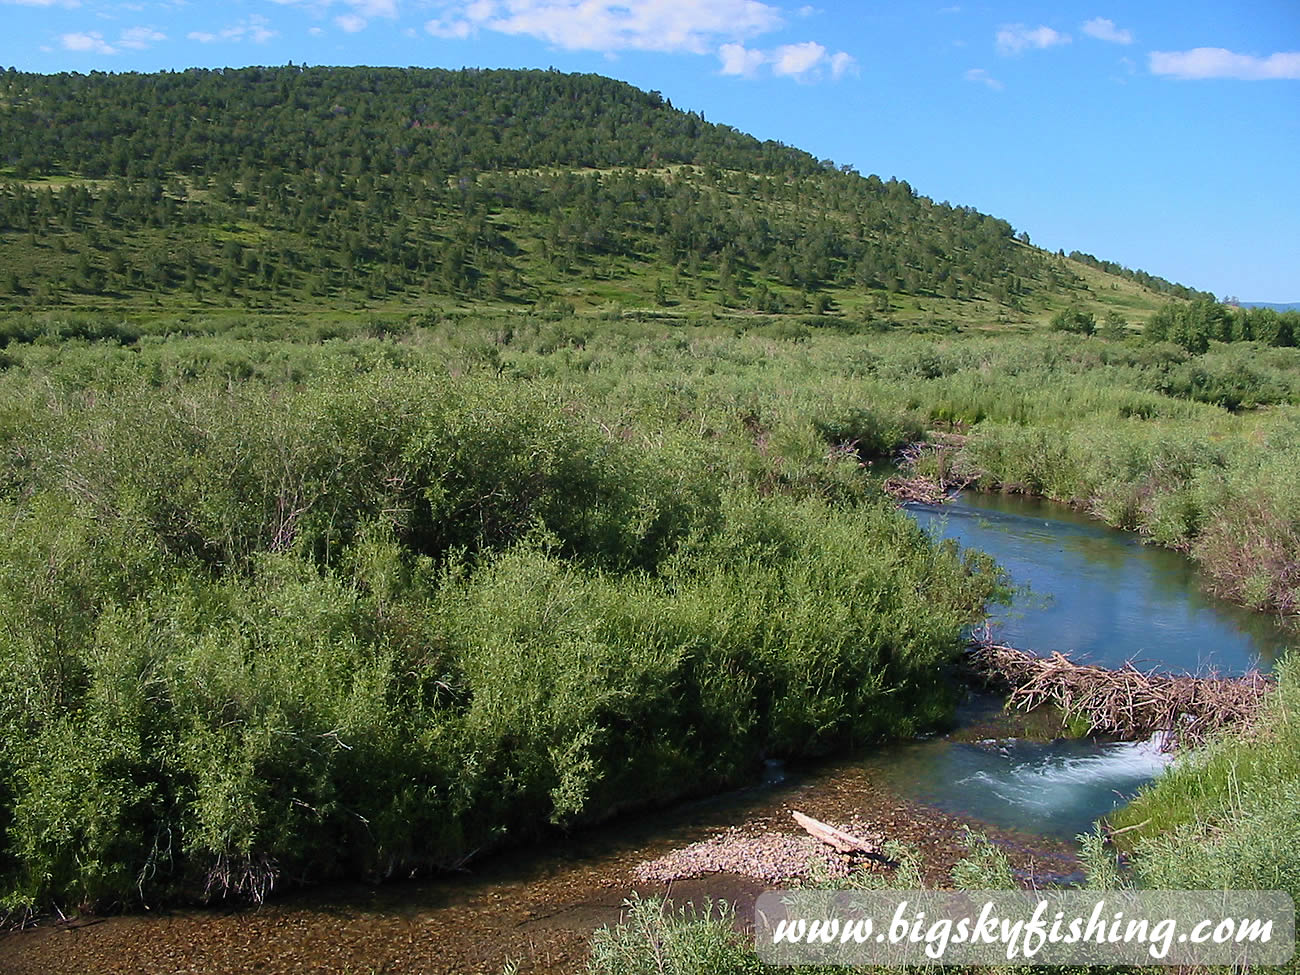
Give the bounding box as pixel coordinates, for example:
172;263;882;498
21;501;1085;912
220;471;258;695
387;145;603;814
879;491;1295;837
907;492;1292;674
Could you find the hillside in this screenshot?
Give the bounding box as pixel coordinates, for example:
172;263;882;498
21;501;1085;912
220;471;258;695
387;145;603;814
1243;302;1300;312
0;65;1205;327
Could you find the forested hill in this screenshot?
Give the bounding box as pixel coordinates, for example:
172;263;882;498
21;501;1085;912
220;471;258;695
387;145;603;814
0;65;1207;320
1;67;814;178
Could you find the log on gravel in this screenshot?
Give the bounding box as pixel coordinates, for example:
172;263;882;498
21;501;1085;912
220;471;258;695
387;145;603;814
791;811;879;854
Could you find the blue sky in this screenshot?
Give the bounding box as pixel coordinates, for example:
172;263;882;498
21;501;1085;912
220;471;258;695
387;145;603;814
3;1;1298;300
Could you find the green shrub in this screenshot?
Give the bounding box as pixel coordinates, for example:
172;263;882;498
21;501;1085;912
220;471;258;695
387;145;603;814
0;355;997;913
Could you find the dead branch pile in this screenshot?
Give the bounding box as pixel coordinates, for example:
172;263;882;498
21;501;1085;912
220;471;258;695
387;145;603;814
883;473;955;504
966;642;1273;750
883;437;978;505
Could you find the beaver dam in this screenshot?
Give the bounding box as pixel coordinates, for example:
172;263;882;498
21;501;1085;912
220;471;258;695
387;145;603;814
967;641;1274;749
881;489;1292;840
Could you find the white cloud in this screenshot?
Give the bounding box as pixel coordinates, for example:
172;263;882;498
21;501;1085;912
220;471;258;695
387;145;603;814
718;38;853;82
771;40;825;77
118;25;165;49
309;25;323;34
188;14;277;44
1081;17;1132;44
422;0;850;82
59;23;166;53
351;0;396;15
1149;47;1300;81
248;15;278;41
4;0;81;6
426;16;472;38
61;30;115;53
425;0;784;55
263;0;398;30
719;41;765;77
829;50;857;79
995;23;1070;55
268;0;397;10
963;67;1003;90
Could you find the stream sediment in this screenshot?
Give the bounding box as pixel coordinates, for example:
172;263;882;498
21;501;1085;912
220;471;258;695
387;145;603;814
0;728;1083;975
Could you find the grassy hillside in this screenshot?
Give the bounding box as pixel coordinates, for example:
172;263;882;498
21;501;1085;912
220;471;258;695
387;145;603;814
0;66;1203;328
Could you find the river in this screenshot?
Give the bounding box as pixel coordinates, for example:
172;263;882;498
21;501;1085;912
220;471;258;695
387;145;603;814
879;491;1291;839
906;491;1290;673
2;492;1291;974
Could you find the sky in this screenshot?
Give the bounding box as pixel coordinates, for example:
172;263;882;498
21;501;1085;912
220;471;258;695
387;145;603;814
3;1;1298;300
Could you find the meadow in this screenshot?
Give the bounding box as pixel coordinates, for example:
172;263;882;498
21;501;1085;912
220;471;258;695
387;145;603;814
1;307;1298;925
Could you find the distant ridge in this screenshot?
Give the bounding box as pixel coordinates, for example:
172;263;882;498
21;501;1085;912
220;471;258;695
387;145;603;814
1240;302;1300;312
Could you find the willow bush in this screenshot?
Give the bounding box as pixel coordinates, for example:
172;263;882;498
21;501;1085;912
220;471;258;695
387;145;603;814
0;359;996;915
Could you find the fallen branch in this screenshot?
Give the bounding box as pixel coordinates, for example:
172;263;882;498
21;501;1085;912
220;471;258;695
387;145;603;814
1104;818;1152;838
966;641;1273;750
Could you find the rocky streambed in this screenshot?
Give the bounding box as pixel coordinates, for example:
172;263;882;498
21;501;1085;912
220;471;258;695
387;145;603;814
1;728;1084;975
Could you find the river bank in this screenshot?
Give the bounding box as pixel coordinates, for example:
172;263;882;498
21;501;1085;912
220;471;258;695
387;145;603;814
0;715;1084;975
12;482;1292;974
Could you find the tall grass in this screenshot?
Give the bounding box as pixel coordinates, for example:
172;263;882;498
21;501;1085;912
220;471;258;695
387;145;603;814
1112;656;1300;896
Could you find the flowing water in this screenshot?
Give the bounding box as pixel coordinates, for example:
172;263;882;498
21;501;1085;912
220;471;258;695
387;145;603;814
907;492;1291;673
5;492;1293;974
859;731;1172;840
879;491;1294;840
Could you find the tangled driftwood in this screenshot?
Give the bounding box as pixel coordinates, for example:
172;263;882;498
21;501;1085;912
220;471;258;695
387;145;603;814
883;436;977;505
883;474;955;504
966;642;1273;750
